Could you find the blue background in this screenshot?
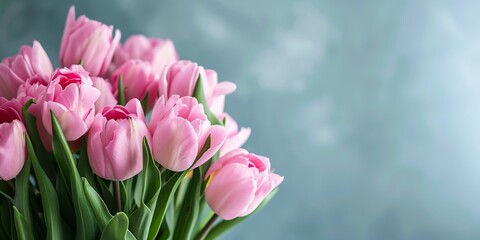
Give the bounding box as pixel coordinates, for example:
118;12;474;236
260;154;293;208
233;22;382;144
2;0;480;239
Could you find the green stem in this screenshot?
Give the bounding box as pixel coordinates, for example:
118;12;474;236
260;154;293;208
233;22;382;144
197;214;218;240
114;181;122;212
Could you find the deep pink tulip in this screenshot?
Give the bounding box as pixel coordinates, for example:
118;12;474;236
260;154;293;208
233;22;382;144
40;65;100;145
111;60;158;110
149;95;226;172
87;99;150;181
219;113;251;156
0;41;53;99
114;35;178;77
92;77;117;113
205;149;283;220
60;6;121;77
159;60;236;115
0;98;26;181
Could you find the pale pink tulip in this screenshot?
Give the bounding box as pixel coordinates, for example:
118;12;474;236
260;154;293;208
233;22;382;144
219;113;251;156
87;99;150;180
40;65;100;145
111;60;158;110
149;95;226;172
92;77;117;113
0;98;26;180
114;35;178;77
60;6;121;77
159;60;236;115
0;41;53;99
205;149;283;220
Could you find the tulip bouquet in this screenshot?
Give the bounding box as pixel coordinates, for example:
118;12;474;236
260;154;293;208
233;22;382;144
0;6;283;240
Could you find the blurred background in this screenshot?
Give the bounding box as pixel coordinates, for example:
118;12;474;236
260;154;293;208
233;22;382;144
2;0;480;239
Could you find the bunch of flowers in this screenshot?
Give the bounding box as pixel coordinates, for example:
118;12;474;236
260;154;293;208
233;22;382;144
0;6;283;240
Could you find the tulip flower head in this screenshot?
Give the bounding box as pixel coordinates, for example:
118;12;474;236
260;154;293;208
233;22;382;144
60;6;121;77
39;65;100;149
0;41;53;99
149;95;226;172
87;99;150;181
205;149;284;220
0;98;27;181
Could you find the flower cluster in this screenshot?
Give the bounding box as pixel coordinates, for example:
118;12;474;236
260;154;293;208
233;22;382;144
0;6;282;239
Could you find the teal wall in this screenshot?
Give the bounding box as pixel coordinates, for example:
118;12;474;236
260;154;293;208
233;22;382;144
2;0;480;239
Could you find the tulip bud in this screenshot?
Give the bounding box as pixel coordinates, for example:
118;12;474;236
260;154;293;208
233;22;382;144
114;34;178;77
60;6;121;76
40;65;100;146
0;41;53;99
0;98;27;180
87;99;150;180
149;95;226;172
205;149;283;220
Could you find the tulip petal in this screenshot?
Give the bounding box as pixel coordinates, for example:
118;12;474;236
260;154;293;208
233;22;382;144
31;41;53;79
205;163;256;220
192;125;226;169
0;121;26;180
221;127;251;156
152;117;197;171
104;119;143;180
242;173;284;217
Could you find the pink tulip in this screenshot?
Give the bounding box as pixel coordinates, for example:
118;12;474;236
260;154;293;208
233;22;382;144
0;98;26;181
17;75;50;116
92;77;117;113
40;65;100;145
87;99;150;180
111;60;158;109
219;113;251;156
114;35;178;77
0;41;53;99
205;149;283;220
159;60;236;115
203;69;236;116
149;95;226;172
60;6;121;77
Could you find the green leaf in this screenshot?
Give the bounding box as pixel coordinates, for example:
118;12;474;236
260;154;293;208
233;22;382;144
83;178;112;229
13;206;34;240
100;212;129;240
27;134;64;240
118;75;126;106
22;99;55;180
0;187;13;204
13;152;33;235
141;93;149;113
192;75;223;126
141;139;161;205
123;178;135;214
97;178;116;214
83;179;136;239
173;169;202;240
159;201;176;240
147;171;187;240
78;139;96;190
128;204;152;239
204;188;279;240
50;111;98;240
0;197;13;239
128;139;161;240
55;173;75;229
